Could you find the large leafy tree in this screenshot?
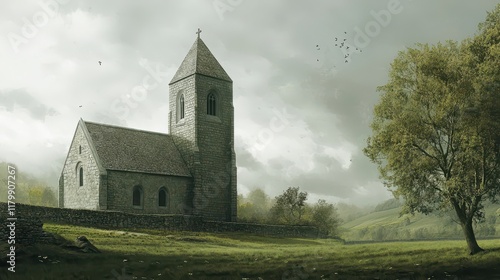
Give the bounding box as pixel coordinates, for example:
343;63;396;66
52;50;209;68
310;199;341;236
364;6;500;255
270;187;308;225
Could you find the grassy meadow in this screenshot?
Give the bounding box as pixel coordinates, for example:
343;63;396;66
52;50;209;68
1;223;499;279
339;202;500;242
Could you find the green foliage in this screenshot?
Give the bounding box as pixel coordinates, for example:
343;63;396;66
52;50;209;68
476;213;498;237
27;185;44;205
237;188;272;223
237;187;341;236
41;186;58;206
365;40;477;214
309;199;342;236
270;187;308;225
364;4;500;253
486;213;497;225
0;162;58;207
19;184;57;207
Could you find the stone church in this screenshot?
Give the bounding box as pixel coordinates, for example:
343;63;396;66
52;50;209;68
59;34;237;222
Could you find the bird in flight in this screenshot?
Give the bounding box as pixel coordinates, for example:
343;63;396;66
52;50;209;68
98;61;102;65
79;105;82;108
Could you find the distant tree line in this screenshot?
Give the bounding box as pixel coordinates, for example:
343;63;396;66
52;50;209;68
0;162;58;207
237;187;342;237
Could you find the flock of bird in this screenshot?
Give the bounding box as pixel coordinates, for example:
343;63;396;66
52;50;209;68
92;32;366;108
316;31;363;64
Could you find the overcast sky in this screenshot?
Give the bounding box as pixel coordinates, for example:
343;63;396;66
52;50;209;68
1;0;498;206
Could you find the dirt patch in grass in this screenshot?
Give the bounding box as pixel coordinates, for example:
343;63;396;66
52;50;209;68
174;236;209;243
113;230;150;236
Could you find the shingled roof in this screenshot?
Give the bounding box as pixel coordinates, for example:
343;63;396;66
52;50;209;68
83;121;191;177
169;37;232;84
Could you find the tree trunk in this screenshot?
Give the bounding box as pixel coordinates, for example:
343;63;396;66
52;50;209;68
460;219;484;255
452;199;484;255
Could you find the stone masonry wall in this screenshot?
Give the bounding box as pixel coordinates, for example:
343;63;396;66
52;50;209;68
169;75;197;172
60;122;102;210
195;74;235;222
0;203;320;238
106;170;192;214
0;209;44;245
169;73;237;222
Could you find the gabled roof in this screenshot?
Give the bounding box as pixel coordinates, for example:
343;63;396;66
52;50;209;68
83;121;191;177
169;37;232;84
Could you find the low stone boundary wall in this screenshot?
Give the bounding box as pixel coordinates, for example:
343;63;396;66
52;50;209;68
0;214;43;245
202;221;320;238
0;203;320;242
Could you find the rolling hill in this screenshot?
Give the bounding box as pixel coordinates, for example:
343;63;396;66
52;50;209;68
340;199;500;241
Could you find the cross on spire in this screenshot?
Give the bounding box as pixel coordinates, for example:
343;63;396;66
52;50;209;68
196;28;202;38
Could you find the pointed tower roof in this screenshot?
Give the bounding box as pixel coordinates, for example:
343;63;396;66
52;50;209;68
169;35;232;84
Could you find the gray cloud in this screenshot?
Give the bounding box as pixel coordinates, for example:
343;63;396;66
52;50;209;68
0;89;58;121
1;0;498;206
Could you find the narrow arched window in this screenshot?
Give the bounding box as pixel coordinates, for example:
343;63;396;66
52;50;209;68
79;167;83;186
158;188;167;207
79;145;82;154
132;186;142;207
207;93;216;116
179;94;185;120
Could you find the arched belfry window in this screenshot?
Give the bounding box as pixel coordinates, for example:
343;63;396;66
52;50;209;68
207;92;216;116
132;185;143;207
158;187;168;207
179;94;185;120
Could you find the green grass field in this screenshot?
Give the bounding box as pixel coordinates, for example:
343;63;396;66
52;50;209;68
1;223;499;280
340;203;500;241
